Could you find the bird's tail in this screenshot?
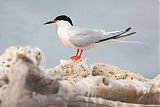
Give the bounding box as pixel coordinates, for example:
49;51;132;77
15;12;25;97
95;27;136;43
112;39;148;45
112;32;136;39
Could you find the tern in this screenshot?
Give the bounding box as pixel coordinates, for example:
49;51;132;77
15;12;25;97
44;15;136;60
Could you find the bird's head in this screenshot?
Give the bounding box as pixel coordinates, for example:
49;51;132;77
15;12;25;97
44;15;73;27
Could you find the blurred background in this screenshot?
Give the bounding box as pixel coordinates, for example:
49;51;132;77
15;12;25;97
0;0;159;78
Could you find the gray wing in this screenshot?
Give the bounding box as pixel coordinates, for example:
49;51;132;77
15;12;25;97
68;27;131;47
68;27;105;47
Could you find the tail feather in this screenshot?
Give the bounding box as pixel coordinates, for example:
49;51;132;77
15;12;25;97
112;39;148;45
95;27;134;43
113;32;136;39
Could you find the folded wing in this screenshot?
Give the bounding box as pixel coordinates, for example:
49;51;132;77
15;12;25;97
69;27;134;47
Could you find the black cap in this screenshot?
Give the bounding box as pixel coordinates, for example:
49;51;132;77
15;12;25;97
54;15;73;26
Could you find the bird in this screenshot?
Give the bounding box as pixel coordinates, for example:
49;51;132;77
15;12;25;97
44;15;136;61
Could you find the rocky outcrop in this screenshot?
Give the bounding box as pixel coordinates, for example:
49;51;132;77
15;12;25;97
0;46;159;107
52;59;145;83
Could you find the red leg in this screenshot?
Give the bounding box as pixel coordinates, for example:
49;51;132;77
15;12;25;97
74;49;83;61
70;49;83;61
79;49;83;57
76;49;79;56
70;49;80;60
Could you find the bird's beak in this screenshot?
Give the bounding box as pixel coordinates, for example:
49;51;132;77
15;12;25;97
44;20;58;25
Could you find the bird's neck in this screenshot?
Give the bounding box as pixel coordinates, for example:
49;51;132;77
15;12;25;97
57;21;72;28
57;24;72;33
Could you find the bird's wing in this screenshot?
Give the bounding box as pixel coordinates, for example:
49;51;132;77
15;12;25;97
68;27;133;47
68;27;105;47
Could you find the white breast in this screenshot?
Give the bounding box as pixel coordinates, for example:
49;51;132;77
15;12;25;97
57;27;76;48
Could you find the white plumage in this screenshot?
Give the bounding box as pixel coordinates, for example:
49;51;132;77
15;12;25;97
56;20;134;50
44;15;136;60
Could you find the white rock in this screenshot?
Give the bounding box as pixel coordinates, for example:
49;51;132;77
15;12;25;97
0;46;159;107
0;46;45;88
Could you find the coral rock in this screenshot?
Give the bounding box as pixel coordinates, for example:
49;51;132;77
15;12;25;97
0;46;159;107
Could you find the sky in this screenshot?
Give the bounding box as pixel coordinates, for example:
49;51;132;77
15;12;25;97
0;0;159;78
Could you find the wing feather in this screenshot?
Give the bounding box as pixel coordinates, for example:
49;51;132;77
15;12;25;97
69;27;104;47
68;27;132;47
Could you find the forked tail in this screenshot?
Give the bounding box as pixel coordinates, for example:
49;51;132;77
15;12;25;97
95;27;136;43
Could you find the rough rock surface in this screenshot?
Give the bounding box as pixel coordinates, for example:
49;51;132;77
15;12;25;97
0;46;159;107
91;63;145;81
50;59;91;83
52;59;145;83
0;46;45;92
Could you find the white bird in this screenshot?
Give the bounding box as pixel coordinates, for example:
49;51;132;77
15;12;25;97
44;15;136;60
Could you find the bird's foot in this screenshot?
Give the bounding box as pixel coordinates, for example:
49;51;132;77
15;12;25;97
70;56;81;61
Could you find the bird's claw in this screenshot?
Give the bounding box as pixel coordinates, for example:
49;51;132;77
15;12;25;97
70;56;81;61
